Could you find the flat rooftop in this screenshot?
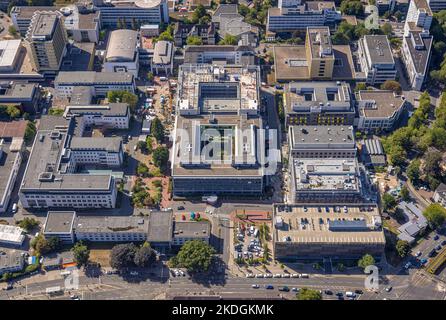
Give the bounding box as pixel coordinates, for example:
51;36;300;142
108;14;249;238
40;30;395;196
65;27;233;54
357;90;405;118
177;64;259;114
20;116;113;192
274;46;309;81
274;204;385;245
55;71;134;85
285;81;352;113
172;114;264;177
0;40;22;69
147;210;173;242
0;224;24;244
29;12;58;39
0;83;37;100
69;137;122;153
173;221;211;239
405;31;432;74
65;103;129;117
0;120;27;138
307;27;333;59
75;216;149;234
292;158;360;191
362;35;394;65
289;125;355;147
43;211;76;234
0;140;21;208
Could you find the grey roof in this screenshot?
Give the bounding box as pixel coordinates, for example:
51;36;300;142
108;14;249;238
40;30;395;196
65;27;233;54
28;12;59;39
0;251;23;271
397;201;428;238
173;221;211;239
55;71;134;85
75;216;149;234
0;141;19;207
43;211;76;234
68;86;93;105
364;139;384;155
0;83;37;102
153;41;173;65
106;30;138;62
290;125;355;146
404;31;432;75
20;116;113;192
436;183;446;193
66;103;129;117
362;35;394;65
69;137;122;153
147;210;173;242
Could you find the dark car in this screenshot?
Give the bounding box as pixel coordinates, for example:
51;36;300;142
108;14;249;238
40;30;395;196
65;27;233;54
177;206;185;210
429;249;437;257
434;234;440;241
324;290;333;295
436;245;442;251
265;285;274;290
278;286;290;292
354;289;363;295
335;292;343;296
442;240;446;246
5;283;13;290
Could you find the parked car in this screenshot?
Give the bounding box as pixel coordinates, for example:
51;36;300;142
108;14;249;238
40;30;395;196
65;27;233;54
177;206;185;210
273;274;281;278
415;251;422;257
278;286;290;292
436;245;442;251
354;289;363;295
324;290;333;295
335;292;343;296
265;285;274;290
291;273;299;278
434;234;440;241
442;240;446;246
255;274;264;278
291;287;300;292
385;286;392;292
282;274;290;278
251;284;260;289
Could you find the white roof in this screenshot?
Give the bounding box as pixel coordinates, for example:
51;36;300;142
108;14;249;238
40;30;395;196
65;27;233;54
0;40;21;69
0;224;25;245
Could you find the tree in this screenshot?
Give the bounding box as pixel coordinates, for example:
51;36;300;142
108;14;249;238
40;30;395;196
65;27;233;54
150;117;165;142
358;254;375;269
134;242;156;267
192;4;209;24
171;240;215;273
340;0;364;16
396;240;410;258
30;234;59;255
24;121;36;144
423;204;446;229
137;140;146;152
147;72;154;82
72;241;90;267
219;34;238;45
399;186;410;201
107;91;138;113
146;136;154;154
381;23;393;36
110;243;137;270
136;162;150;177
17;217;39;232
382;193;397;211
381;80;402;94
8;25;18;37
5;105;21;119
152;146;169;170
355;82;367;92
407;159;421;182
297;288;322;300
186;35;203;45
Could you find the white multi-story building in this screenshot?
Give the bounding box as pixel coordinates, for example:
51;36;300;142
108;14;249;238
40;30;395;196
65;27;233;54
171;221;211;246
54;71;135;98
0;138;23;214
0;252;24;276
358;35;397;85
151;41;173;75
401;30;433;91
104;30;140;78
404;0;433;36
43;211;76;244
64;103;130;130
95;0;169;28
69;137;123;167
0;225;25;247
19;116;118;209
267;1;341;32
356;90;407;132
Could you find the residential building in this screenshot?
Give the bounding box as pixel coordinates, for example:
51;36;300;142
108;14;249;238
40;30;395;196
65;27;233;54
173;22;217;47
104;30;140;78
151;41;174;75
0;225;25;247
356;90;407;132
0;40;23;73
172;64;266;196
288;125;356;158
433;183;446;208
25;12;68;73
54;71;135;98
273;27;356;82
401;29;433;91
289;158;363;203
361;139;387;167
95;0;169;28
0;138;23;214
183;45;255;65
284;81;355;126
172;221;211;246
43;211;77;244
0;82;42;114
358;35;397;85
212;4;259;45
0;251;24;275
19;116;118;209
64;103;130;130
273;204;385;259
267;1;341;33
404;0;432;35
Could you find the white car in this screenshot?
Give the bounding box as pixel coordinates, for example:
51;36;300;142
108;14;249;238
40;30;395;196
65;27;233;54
246;273;254;278
291;274;299;278
252;284;260;289
282;274;290;278
255;274;264;278
265;273;273;278
273;274;281;278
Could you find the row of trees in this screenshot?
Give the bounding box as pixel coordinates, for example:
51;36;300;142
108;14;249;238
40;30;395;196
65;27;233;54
0;105;21;119
110;242;156;270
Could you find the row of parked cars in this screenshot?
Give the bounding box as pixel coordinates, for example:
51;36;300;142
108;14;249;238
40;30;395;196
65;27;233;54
246;273;309;278
171;269;187;277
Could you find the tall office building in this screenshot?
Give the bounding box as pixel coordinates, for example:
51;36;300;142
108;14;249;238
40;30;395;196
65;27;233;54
25;12;68;73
